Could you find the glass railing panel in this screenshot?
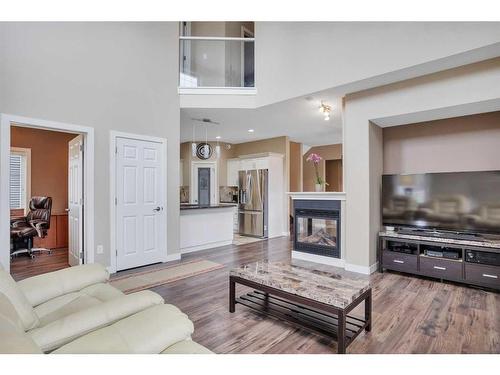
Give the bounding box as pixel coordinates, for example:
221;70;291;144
179;38;255;89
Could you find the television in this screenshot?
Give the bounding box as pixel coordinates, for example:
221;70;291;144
381;170;500;234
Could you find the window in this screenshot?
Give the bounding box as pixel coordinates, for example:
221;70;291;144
9;147;31;212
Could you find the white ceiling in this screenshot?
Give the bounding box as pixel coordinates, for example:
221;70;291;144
180;95;343;146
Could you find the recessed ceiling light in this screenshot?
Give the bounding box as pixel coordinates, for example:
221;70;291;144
248;129;255;133
215;136;221;139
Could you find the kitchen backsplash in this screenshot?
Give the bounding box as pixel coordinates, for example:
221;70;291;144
220;186;238;203
180;186;189;203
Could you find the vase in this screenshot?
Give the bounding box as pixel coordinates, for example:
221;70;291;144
315;184;322;192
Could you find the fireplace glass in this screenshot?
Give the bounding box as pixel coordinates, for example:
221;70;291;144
294;208;340;258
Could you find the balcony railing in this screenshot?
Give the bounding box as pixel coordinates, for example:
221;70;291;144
179;36;255;89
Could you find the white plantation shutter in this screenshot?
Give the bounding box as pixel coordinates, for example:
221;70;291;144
9;152;26;209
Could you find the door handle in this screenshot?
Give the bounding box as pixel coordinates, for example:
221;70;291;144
433;266;446;271
482;273;498;279
393;259;404;264
153;207;161;212
65;208;70;212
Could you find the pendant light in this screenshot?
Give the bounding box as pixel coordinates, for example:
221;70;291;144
191;124;197;157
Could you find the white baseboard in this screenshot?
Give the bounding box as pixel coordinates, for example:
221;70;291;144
291;251;345;268
181;240;233;254
164;253;182;262
345;262;379;275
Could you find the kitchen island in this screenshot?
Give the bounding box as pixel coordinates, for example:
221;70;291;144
180;204;237;253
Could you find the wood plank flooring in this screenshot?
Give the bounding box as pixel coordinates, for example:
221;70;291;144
10;247;69;281
118;236;500;354
11;237;500;353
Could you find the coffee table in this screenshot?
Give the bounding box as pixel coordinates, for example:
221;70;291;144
229;261;372;354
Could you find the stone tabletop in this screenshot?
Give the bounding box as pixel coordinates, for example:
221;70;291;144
230;261;370;309
379;230;500;250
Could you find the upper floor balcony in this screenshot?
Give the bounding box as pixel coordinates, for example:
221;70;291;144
179;22;256;104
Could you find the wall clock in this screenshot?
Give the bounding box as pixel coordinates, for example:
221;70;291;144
196;142;213;160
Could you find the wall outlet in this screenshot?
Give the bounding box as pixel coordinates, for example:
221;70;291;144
96;245;104;254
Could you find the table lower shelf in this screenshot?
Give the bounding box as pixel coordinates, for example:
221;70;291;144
235;290;368;348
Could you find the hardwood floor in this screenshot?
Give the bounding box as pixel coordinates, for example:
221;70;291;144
119;236;500;354
10;247;69;281
11;237;499;353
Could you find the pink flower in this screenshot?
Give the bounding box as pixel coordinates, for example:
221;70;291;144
306;153;322;165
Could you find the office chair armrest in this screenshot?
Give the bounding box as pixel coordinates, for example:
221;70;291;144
28;291;165;352
10;217;27;227
29;219;49;237
17;264;111;306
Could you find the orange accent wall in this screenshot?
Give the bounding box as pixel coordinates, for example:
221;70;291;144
10;126;77;215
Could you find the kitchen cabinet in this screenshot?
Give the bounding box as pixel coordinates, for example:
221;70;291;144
227;158;240;186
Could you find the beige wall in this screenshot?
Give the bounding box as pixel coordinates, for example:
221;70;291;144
303;144;342;191
383;111;500;174
11;127;76;215
0;23;180;269
289;141;302;192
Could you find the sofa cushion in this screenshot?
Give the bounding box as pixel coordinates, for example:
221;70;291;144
17;263;110;307
161;339;213;354
52;304;193;354
0;292;24;331
29;290;165;352
0;314;42;354
34;283;124;326
0;266;39;330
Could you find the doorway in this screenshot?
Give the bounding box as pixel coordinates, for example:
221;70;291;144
110;132;168;272
241;25;255;88
190;161;217;205
198;167;211;205
0;114;94;277
325;159;343;192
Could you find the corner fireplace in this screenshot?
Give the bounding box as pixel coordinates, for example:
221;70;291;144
293;199;341;258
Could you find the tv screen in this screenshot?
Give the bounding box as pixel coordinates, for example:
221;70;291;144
382;171;500;234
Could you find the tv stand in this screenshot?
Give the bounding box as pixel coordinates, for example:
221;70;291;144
378;230;500;290
396;228;487;242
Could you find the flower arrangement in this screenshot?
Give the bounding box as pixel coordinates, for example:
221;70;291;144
306;153;328;190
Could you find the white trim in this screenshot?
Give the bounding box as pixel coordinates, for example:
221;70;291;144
109;131;168;274
292;250;346;268
0;113;94;272
345;262;379;275
287;191;347;201
181;239;233;254
164;253;181;262
178;87;257;95
179;36;255;42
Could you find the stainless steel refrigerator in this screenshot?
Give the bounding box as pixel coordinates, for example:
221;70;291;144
238;169;269;238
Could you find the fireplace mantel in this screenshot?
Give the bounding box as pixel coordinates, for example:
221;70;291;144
287;192;346;201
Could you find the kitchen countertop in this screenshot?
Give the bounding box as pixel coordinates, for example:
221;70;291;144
180;203;237;210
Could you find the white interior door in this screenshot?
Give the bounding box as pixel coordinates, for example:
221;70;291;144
115;137;166;271
68;135;84;266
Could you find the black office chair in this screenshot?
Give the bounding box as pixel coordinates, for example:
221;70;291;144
10;196;53;258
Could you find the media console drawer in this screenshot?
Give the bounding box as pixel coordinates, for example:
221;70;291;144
382;251;417;272
465;263;500;288
419;257;462;280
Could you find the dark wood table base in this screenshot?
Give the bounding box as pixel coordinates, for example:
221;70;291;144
229;275;372;354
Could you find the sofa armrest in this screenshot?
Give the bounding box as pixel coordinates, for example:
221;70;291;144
17;263;110;307
53;304;194;354
28;290;164;352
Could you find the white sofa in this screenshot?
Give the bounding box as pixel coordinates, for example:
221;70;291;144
0;263;211;354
